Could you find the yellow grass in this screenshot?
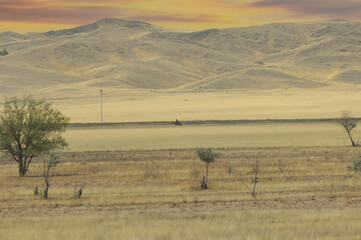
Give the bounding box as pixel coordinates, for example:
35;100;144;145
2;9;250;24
1;209;361;240
49;88;361;123
1;88;361;239
1;146;361;239
64;122;357;151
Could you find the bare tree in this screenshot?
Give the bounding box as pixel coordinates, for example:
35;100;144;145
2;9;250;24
339;112;358;146
244;160;260;198
40;153;59;199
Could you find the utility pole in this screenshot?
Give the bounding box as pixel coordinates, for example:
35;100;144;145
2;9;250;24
100;85;103;124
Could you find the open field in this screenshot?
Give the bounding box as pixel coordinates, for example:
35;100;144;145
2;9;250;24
1;146;361;239
48;88;361;123
64;122;359;151
2;89;361;239
2;80;361;239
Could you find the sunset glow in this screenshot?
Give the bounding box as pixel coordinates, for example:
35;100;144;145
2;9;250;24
1;0;361;33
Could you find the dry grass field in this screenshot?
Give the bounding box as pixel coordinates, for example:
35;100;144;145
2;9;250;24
1;89;361;239
1;145;361;239
64;122;357;151
49;88;361;123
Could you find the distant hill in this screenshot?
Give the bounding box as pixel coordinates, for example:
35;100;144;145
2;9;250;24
0;18;360;95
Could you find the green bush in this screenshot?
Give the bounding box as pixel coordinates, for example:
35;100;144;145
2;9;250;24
0;49;8;56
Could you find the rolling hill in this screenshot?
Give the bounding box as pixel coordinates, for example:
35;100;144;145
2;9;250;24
0;18;360;96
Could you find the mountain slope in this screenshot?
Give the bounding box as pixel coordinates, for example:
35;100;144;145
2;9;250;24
0;18;360;95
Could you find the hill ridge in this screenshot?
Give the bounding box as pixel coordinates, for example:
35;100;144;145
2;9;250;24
0;18;360;96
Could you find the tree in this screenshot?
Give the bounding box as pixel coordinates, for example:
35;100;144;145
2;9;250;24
195;147;217;189
339;112;358;146
40;153;59;199
0;96;69;176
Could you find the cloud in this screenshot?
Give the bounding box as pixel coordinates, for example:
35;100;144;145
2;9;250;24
248;0;361;20
0;0;33;7
128;14;223;23
0;0;225;25
0;0;146;24
0;5;125;24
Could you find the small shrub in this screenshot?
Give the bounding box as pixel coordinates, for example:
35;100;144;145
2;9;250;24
226;165;233;176
348;155;361;172
74;183;86;199
143;163;159;180
277;160;286;173
243;160;260;199
0;49;8;56
33;186;39;196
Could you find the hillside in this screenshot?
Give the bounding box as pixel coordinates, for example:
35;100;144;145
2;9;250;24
0;18;360;96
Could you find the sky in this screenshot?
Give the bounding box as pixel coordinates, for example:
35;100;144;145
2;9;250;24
1;0;361;33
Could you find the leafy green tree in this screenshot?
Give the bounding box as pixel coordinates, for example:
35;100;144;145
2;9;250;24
0;96;69;176
195;147;217;189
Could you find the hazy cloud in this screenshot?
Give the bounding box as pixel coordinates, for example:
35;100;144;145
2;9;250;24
0;5;124;24
249;0;361;20
130;14;223;23
0;0;33;7
0;0;225;25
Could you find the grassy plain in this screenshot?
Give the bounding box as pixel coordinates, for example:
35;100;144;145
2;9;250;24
49;88;361;123
1;145;361;239
1;88;361;239
64;122;357;151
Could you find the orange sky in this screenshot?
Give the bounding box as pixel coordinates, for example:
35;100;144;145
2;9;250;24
0;0;360;33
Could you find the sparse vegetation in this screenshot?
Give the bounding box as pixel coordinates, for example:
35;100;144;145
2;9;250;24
275;160;293;178
33;185;39;196
0;96;69;176
195;147;217;189
143;163;160;180
348;155;361;173
74;183;86;199
276;160;286;173
40;153;60;199
246;160;260;198
226;165;233;176
189;164;202;180
339;111;358;146
0;48;8;56
0;146;360;239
